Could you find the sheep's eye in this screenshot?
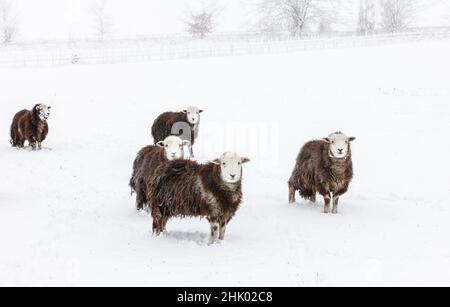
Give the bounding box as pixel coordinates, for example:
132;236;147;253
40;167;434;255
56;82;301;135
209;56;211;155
222;162;226;166
165;145;168;148
331;141;335;144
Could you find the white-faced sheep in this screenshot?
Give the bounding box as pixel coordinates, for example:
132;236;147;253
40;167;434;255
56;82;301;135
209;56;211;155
129;136;190;211
147;152;250;245
151;106;203;158
288;132;355;214
10;104;51;150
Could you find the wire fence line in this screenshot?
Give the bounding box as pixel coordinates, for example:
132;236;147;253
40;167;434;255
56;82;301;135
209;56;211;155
0;30;449;68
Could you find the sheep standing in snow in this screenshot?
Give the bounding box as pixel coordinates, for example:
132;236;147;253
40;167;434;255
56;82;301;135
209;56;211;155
151;106;203;158
288;132;355;214
148;152;250;245
129;136;190;211
10;104;51;150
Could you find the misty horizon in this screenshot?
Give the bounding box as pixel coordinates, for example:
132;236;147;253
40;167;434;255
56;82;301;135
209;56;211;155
2;0;449;43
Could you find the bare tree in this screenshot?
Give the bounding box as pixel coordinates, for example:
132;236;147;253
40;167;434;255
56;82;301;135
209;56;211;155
0;0;18;44
380;0;417;33
256;0;336;38
358;0;377;35
90;0;112;40
183;4;220;39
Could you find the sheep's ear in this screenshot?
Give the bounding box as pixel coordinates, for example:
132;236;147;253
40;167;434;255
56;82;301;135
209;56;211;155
182;140;191;146
241;157;250;164
348;137;356;142
211;159;221;165
156;141;165;148
323;138;330;143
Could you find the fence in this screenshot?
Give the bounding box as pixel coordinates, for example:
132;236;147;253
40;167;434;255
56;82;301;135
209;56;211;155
0;30;449;68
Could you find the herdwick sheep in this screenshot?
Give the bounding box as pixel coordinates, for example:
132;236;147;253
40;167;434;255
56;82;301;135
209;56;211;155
129;136;189;211
148;152;250;245
288;132;355;214
10;104;51;150
151;106;203;158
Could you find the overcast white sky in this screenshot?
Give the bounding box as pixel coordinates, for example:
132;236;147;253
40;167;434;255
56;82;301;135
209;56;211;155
8;0;450;41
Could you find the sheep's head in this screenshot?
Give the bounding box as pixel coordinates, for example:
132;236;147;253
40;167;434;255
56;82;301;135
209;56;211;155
323;132;355;159
213;152;250;184
35;104;51;122
157;136;190;160
183;106;203;125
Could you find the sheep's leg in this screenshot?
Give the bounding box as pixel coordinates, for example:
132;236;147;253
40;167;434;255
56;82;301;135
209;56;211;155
288;185;296;204
189;144;194;158
38;142;42;150
208;221;220;245
135;191;145;211
10;132;17;147
160;218;169;233
136;199;144;211
219;220;227;240
152;217;168;236
152;218;161;235
323;194;332;214
310;191;316;203
332;196;340;214
30;141;38;151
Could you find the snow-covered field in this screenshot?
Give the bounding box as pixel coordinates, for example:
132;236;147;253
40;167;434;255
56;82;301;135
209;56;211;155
1;40;449;286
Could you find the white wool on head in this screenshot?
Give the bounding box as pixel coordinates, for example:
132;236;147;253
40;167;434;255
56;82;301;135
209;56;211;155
214;152;250;184
37;104;51;121
184;106;202;125
325;132;355;159
159;136;189;160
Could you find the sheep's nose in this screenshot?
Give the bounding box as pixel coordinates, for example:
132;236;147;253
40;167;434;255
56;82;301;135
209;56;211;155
338;149;343;153
230;174;236;179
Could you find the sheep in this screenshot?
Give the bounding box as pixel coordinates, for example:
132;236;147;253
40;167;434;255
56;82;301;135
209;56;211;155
147;152;250;245
129;136;190;211
288;132;355;214
10;104;51;150
151;106;203;158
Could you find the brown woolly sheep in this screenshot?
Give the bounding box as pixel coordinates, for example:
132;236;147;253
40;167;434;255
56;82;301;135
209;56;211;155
10;104;51;150
147;152;250;245
151;106;203;158
129;136;189;211
288;132;355;214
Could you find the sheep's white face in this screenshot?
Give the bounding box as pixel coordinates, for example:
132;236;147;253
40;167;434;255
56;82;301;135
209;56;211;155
213;152;250;184
183;106;203;125
36;104;51;121
324;132;355;159
157;136;190;160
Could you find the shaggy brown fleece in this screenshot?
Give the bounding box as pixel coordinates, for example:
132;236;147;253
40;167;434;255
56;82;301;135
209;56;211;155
288;140;353;213
151;111;198;155
129;145;167;211
10;105;49;150
147;159;243;236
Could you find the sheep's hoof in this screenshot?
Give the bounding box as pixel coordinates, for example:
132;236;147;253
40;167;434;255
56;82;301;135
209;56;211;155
208;239;216;246
324;206;331;214
332;208;338;214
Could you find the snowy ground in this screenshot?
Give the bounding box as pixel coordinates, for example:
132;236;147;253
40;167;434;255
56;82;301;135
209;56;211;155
1;40;450;286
